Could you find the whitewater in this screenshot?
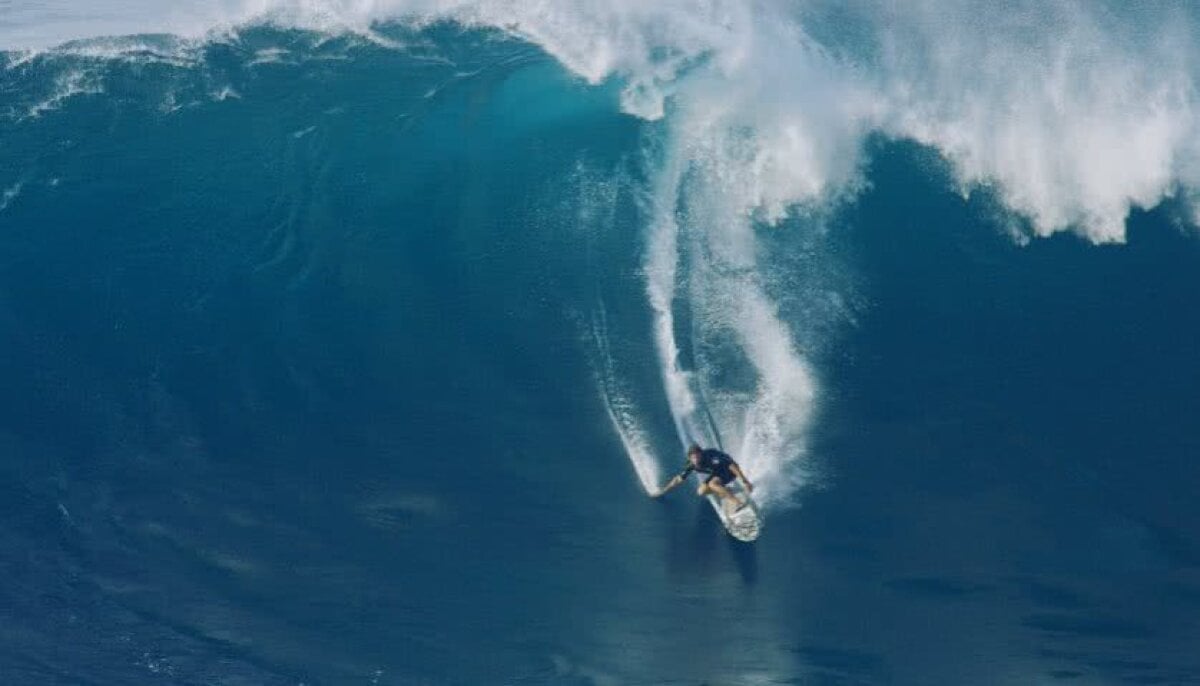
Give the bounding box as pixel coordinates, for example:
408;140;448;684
8;1;1199;236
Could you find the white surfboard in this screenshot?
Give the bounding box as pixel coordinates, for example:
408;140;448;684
704;480;762;542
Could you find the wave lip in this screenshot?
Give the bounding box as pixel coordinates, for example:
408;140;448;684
8;1;1199;240
873;2;1200;242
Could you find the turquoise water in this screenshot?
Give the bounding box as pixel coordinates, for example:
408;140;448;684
2;8;1200;685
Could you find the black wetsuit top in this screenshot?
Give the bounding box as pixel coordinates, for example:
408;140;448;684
678;449;736;484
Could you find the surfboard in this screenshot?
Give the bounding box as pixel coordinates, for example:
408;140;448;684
705;480;762;542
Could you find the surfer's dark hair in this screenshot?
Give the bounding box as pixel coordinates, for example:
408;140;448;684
687;443;702;455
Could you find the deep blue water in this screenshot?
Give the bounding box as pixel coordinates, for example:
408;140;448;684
2;20;1199;686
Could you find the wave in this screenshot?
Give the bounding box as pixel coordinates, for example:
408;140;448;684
6;1;1200;509
7;1;1199;238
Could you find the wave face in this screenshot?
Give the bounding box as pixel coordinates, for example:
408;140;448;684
3;5;1200;685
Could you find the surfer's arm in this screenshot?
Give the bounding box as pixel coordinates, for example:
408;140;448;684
653;467;693;497
731;463;753;492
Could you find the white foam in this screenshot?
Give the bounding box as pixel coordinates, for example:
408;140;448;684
730;287;818;506
0;182;24;212
643;141;694;439
590;302;662;494
247;47;293;67
53;35;205;66
211;85;242;101
18;67;104;120
871;1;1200;241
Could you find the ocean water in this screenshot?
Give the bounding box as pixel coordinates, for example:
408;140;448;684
2;3;1200;684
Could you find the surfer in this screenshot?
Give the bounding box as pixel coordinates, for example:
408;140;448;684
653;444;753;511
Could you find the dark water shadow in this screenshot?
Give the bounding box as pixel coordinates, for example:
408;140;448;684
1015;578;1089;610
685;501;722;569
884;576;988;599
1022;613;1155;640
792;644;888;683
664;501;762;583
725;534;758;586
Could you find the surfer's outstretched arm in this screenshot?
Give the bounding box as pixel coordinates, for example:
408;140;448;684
652;468;691;498
652;474;683;498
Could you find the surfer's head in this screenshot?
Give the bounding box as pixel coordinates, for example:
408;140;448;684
687;444;702;463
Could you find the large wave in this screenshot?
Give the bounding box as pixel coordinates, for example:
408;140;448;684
7;0;1200;508
8;1;1198;238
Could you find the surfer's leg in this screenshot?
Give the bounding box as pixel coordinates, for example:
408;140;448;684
706;477;742;508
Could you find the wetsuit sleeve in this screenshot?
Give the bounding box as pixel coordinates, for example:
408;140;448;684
676;464;695;481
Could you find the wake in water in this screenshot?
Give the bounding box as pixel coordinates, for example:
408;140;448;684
585;113;828;508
